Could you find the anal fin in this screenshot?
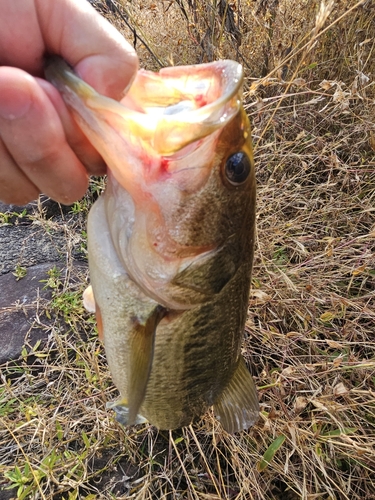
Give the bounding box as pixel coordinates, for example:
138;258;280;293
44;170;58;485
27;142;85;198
214;356;259;434
106;400;148;426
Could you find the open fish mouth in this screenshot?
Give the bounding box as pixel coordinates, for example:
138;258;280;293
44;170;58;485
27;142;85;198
45;56;244;156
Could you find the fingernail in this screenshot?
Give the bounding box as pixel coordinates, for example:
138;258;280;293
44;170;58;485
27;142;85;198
0;84;32;120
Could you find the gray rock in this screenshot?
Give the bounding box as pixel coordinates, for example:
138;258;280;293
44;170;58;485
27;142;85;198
0;263;54;309
0;221;86;276
0;489;15;500
0;225;67;275
0;194;89;364
0;262;88;364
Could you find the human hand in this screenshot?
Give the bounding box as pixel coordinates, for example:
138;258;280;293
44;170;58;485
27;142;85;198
0;0;138;205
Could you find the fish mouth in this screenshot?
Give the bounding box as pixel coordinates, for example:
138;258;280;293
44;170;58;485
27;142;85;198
122;60;244;155
45;57;245;205
45;56;243;154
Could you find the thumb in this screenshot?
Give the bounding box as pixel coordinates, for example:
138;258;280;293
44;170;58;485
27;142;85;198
39;0;139;99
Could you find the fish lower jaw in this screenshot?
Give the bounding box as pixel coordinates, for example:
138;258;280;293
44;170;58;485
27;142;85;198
122;253;198;311
125;271;195;311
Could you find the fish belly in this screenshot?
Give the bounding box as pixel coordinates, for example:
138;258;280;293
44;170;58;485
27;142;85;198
87;194;157;409
87;192;227;429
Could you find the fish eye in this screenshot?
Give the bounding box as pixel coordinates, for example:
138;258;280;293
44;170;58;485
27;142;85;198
225;152;251;185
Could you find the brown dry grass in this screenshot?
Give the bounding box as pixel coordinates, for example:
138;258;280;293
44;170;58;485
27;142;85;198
1;1;375;499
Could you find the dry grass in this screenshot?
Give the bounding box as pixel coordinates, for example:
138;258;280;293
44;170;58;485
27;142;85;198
1;0;375;499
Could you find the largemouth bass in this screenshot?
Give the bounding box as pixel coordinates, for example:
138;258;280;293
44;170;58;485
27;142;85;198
45;56;259;433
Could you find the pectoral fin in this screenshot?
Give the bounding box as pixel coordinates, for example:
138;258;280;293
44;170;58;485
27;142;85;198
127;305;167;425
214;356;259;434
95;304;104;341
83;285;96;313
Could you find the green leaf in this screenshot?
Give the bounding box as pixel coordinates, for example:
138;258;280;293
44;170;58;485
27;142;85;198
19;486;34;500
82;432;91;448
12;265;27;281
257;435;286;471
56;421;64;441
321;427;357;437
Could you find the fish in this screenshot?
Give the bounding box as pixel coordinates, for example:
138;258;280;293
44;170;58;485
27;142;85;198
45;56;259;433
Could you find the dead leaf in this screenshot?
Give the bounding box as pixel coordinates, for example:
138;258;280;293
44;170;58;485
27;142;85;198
320;79;335;90
294;396;308;413
295;130;307;141
369;132;375;152
333;382;349;396
286;331;301;338
311;400;327;410
326;340;342;349
281;366;296;377
333;355;344;368
250;290;271;303
352;265;366;276
292;78;306;86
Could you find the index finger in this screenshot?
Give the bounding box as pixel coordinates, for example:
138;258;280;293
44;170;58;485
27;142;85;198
0;0;138;99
